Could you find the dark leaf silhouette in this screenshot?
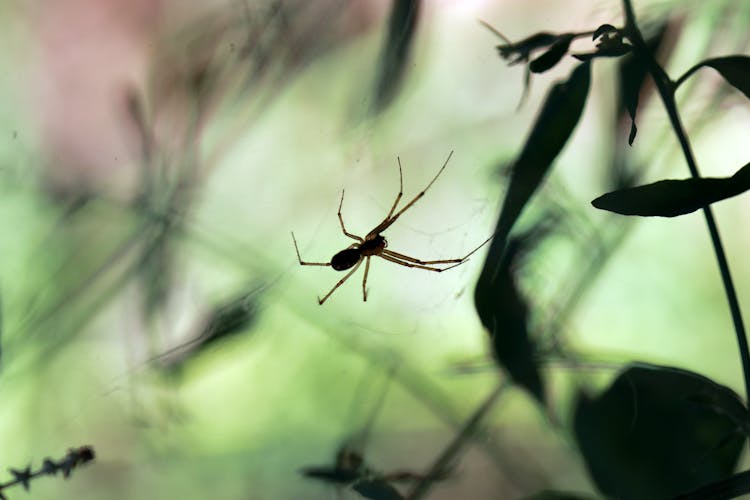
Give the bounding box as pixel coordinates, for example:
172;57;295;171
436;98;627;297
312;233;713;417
572;45;631;62
592;161;750;216
9;467;31;491
475;226;553;403
484;28;559;65
619;51;645;145
475;62;589;400
529;35;574;73
481;24;576;107
574;364;746;499
352;479;404;500
593;24;618;41
613;22;667;145
621;61;642;145
672;469;750;500
572;25;631;63
476;61;590;282
301;446;365;486
676;56;750;99
371;0;421;113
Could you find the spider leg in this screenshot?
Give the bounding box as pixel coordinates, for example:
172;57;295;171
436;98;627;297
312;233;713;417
384;158;404;220
379;253;464;272
362;256;371;301
385;231;495;264
292;232;331;266
318;259;363;304
369;151;454;236
382;249;464;265
338;190;364;242
363;159;404;239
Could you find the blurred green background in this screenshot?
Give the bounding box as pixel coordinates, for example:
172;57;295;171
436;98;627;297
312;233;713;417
0;0;749;498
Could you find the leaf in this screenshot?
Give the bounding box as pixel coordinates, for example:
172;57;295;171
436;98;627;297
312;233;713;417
591;161;750;217
529;35;574;73
300;466;361;485
352;479;404;500
491;30;560;65
621;59;643;146
574;363;746;499
593;24;618;41
672;469;750;500
677;56;750;99
371;0;421;113
571;45;631;62
41;459;58;476
475;63;590;400
301;445;366;486
476;61;590;283
154;285;263;372
10;466;32;490
617;23;667;146
475;227;551;403
572;25;632;64
199;288;260;348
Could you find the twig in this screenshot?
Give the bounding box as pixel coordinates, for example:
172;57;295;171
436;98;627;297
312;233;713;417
405;382;508;500
621;0;750;404
0;446;95;499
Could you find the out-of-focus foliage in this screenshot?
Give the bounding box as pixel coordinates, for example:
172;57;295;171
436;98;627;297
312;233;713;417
0;0;748;499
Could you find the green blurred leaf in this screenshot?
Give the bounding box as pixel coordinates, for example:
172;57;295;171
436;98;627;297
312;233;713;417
677;56;750;99
371;0;421;113
529;34;573;73
156;285;262;372
574;363;746;499
591;161;750;216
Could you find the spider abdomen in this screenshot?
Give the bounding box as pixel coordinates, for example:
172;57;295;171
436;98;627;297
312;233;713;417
331;248;362;271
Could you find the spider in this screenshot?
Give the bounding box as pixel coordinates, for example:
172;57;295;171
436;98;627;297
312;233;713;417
292;151;493;304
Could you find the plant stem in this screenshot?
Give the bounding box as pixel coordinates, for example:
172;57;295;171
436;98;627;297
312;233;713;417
621;0;750;403
405;382;507;500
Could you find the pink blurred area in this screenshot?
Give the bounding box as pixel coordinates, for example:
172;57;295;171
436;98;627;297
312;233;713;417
31;0;164;194
28;0;392;197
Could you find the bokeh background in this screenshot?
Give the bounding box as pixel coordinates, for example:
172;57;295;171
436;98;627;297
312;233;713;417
0;0;749;498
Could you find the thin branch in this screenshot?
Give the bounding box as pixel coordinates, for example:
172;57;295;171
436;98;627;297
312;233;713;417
621;0;750;403
0;446;94;498
405;382;508;500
